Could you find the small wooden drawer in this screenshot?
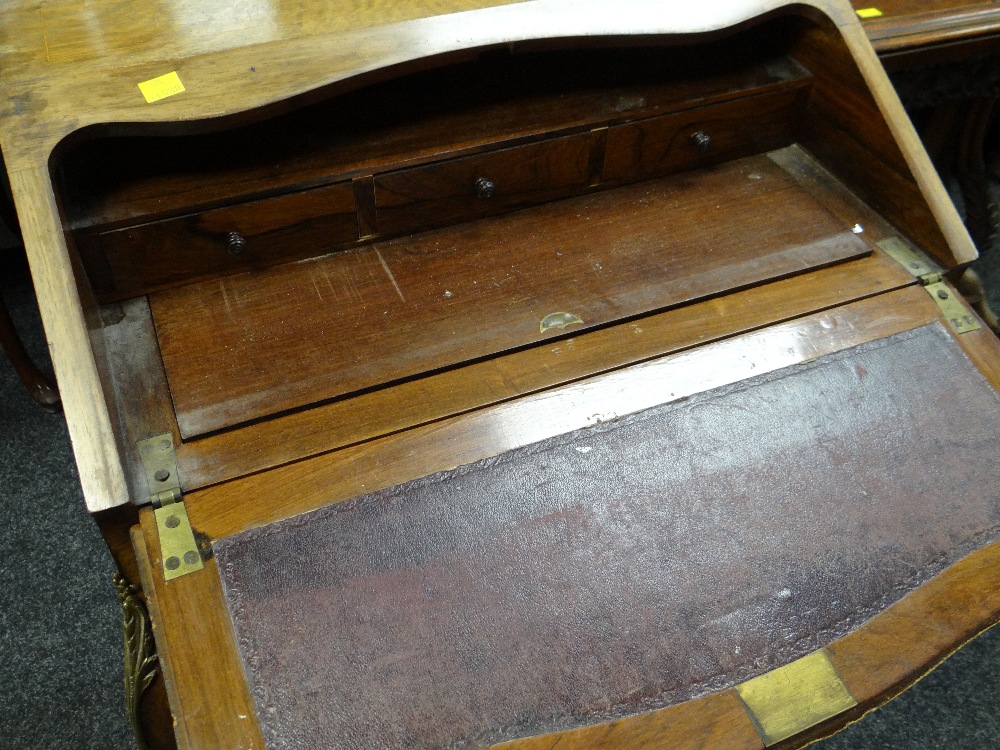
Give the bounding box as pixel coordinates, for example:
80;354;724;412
87;182;358;300
602;86;808;183
374;133;594;236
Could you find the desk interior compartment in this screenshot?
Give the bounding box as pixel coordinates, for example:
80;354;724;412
150;152;870;438
52;10;968;468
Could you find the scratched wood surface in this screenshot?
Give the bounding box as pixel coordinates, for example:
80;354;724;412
0;0;975;512
89;138;929;495
128;285;1000;749
181;285;941;541
169;142;916;491
150;153;870;438
173;251;913;492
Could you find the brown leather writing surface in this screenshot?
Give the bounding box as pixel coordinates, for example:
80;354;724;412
215;323;1000;749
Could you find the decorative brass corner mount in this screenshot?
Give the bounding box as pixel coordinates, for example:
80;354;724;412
114;574;158;750
736;649;856;746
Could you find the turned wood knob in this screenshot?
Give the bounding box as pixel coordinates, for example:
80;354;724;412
690;131;712;154
475;177;497;199
226;231;248;255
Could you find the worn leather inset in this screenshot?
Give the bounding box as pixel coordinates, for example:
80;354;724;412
216;323;1000;749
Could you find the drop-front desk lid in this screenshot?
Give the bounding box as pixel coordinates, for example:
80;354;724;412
133;278;1000;750
209;319;1000;750
9;0;999;748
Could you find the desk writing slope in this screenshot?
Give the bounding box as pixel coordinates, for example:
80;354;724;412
18;0;999;747
215;324;1000;750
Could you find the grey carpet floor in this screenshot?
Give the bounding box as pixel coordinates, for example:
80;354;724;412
0;257;133;750
1;191;999;749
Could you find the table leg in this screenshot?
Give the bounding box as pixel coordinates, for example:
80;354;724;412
956;96;1000;253
0;287;59;406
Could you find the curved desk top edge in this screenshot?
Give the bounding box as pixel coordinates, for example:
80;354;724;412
0;0;855;167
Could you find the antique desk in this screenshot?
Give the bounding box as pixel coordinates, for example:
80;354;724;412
3;1;1000;748
856;0;1000;255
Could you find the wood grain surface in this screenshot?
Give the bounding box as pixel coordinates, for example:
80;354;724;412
134;283;1000;749
180;285;940;541
59;51;808;232
601;87;807;183
853;0;1000;52
7;166;131;511
100;299;180;503
0;0;974;512
374;131;595;235
169;143;916;491
15;1;994;745
93;181;358;299
172;250;912;492
495;690;765;750
791;15;975;267
1;0;530;76
66;53;809;300
132;512;263;750
0;0;858;167
151;153;869;438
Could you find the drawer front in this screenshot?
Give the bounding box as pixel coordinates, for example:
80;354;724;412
602;87;808;183
374;133;594;236
92;182;358;300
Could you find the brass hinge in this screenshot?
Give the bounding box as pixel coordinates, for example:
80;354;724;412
137;434;204;581
877;237;981;334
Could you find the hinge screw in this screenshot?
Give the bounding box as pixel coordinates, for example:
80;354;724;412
938;289;950;299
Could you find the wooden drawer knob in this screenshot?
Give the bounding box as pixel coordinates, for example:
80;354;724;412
691;130;712;154
690;131;712;154
226;231;248;255
475;177;497;199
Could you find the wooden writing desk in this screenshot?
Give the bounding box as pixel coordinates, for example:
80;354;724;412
2;1;1000;748
856;0;1000;257
855;0;1000;53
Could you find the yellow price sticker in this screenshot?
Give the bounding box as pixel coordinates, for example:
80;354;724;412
137;71;186;103
856;7;883;18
